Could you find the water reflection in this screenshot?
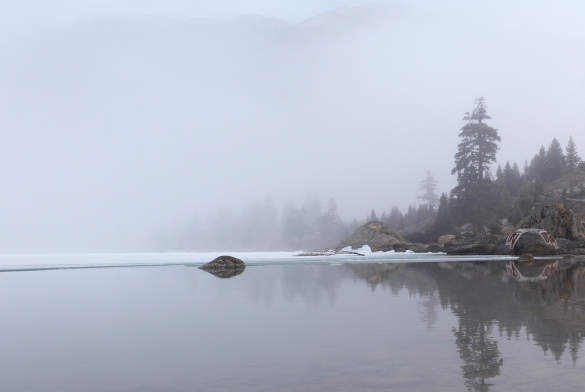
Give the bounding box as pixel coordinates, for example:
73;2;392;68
198;266;245;279
2;258;585;391
506;260;559;281
322;260;585;390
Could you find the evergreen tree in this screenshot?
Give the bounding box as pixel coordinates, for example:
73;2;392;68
404;204;417;227
316;198;342;246
545;138;565;180
369;209;378;222
452;97;500;182
565;135;581;170
387;206;404;230
526;146;546;181
417;171;439;209
429;193;453;239
451;97;500;231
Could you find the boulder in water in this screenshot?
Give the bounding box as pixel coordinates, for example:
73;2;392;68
199;256;246;278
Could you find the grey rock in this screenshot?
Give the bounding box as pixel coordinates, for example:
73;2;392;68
424;244;443;253
336;221;419;252
446;243;497;255
556;238;576;253
517;253;535;265
517;205;585;240
513;230;558;255
398;218;435;243
493;238;514;255
444;232;501;255
199;255;246;278
438;234;456;246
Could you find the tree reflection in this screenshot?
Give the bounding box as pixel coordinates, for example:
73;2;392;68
341;259;585;389
453;321;502;391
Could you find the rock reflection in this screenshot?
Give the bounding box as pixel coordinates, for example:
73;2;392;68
506;259;559;282
199;267;245;279
345;263;404;292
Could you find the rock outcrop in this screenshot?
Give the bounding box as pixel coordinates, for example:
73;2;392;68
493;229;559;255
199;255;246;278
517;205;585;241
336;221;422;252
423;244;443;253
444;232;501;255
398;218;435;244
438;234;456;246
511;229;558;255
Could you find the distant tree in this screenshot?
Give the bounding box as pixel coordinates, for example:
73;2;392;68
316;198;343;247
565;135;581;170
545;138;565;180
404;204;417;227
451;97;500;231
368;209;378;222
429;193;453;239
417;171;439;209
387;206;404;230
281;202;307;249
526;145;547;181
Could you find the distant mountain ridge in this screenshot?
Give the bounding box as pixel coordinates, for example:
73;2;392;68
16;2;414;47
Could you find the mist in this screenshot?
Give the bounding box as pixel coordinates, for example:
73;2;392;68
0;1;584;252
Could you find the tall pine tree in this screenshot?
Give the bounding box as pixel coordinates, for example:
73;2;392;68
451;97;500;231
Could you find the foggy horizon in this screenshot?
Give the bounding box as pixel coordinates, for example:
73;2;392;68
1;1;584;253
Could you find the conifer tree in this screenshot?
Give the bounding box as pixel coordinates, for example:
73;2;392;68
526;146;547;181
429;193;453;240
452;97;500;183
566;135;581;170
545;138;565;180
417;171;439;209
451;97;500;231
387;206;403;230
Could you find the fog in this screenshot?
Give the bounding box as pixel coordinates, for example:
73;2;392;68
0;1;584;252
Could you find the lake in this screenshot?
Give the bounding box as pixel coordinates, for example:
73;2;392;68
0;253;583;391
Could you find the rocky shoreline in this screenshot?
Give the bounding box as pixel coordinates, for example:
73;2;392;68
299;205;585;257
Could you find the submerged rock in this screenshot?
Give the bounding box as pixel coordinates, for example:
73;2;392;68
517;253;535;265
199;256;246;279
336;221;421;252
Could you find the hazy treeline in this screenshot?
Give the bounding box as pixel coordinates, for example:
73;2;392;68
373;134;583;241
153;97;585;251
152;196;363;251
430;136;584;238
155;133;583;251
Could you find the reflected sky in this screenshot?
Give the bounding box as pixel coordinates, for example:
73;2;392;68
0;259;584;391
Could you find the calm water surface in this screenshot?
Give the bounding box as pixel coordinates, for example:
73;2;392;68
0;256;584;391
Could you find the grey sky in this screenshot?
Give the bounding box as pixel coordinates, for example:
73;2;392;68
1;1;585;252
2;1;584;35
